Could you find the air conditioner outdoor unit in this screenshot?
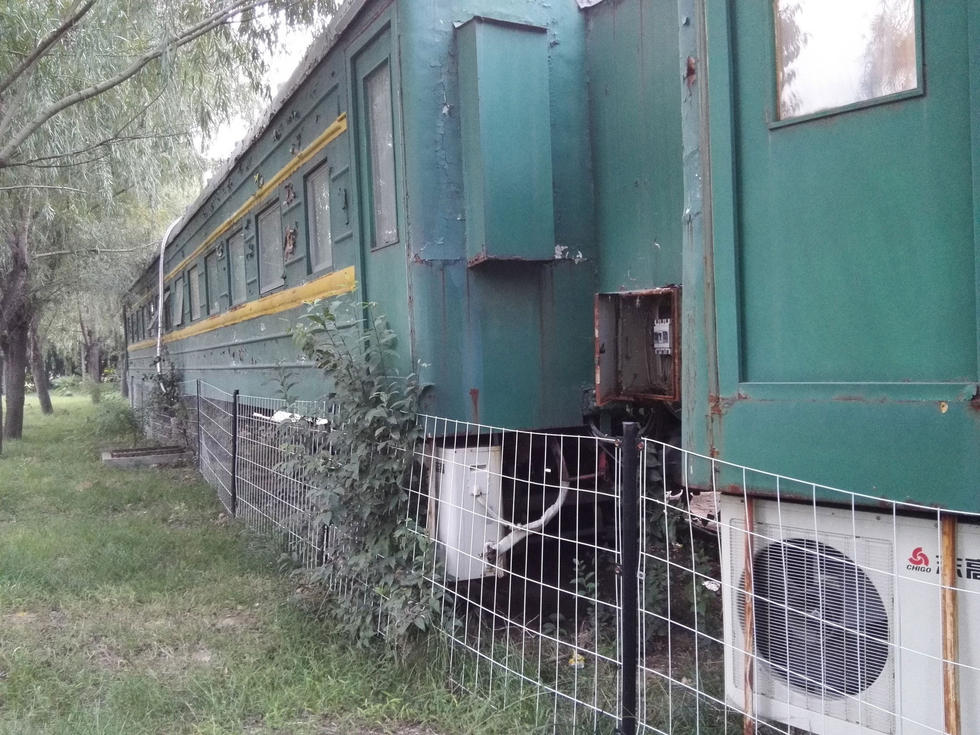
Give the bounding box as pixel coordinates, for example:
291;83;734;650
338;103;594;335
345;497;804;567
720;494;980;735
428;444;504;581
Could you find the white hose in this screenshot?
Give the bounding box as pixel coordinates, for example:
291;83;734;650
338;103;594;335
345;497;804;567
487;479;570;560
485;439;571;569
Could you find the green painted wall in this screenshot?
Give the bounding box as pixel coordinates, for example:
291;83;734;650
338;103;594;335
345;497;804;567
132;0;596;429
397;0;596;428
697;0;980;509
586;0;684;293
128;0;978;516
730;0;974;384
456;18;555;263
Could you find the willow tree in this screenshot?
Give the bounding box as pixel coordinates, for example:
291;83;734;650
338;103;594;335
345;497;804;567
0;0;336;444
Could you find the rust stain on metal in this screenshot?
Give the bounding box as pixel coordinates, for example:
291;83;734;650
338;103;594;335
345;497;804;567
684;56;697;89
469;388;479;424
709;394;737;415
718;485;745;496
832;395;868;403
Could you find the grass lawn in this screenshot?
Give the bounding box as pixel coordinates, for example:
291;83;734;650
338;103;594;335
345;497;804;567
0;394;539;735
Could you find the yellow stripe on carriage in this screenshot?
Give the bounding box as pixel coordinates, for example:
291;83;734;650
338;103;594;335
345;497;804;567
161;113;348;286
127;266;356;352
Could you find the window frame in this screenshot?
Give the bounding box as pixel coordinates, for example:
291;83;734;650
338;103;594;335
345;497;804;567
768;0;924;129
305;160;333;272
227;230;247;306
363;58;398;249
204;249;220;315
352;27;404;254
163;288;172;331
172;276;185;327
189;264;202;321
257;202;284;293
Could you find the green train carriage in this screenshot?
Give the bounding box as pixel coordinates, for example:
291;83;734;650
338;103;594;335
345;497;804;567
126;0;597;432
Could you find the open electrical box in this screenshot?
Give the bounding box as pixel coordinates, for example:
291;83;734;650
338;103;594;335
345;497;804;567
594;287;681;404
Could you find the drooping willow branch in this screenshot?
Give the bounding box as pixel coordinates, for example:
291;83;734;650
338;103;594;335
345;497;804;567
0;0;274;167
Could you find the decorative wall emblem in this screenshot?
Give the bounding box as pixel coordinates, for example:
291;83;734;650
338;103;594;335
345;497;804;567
283;225;298;258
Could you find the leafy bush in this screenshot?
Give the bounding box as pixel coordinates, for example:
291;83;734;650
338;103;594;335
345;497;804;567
144;362;184;412
53;375;82;396
140;362;192;447
286;300;437;656
91;395;141;442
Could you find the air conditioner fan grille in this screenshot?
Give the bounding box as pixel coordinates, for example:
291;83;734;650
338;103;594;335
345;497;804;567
740;538;890;698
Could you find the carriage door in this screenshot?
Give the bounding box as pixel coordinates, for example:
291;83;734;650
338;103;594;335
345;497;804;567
351;22;412;372
707;0;979;503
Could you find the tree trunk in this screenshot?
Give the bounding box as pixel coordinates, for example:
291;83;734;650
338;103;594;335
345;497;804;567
87;342;101;383
0;201;34;441
0;353;5;455
4;322;27;439
120;307;129;398
29;318;53;414
79;309;102;384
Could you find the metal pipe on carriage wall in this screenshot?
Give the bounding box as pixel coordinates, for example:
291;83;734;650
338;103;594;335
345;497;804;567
156;218;181;376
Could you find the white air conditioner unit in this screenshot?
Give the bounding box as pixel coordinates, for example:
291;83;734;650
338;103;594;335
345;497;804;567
428;444;504;581
720;494;980;735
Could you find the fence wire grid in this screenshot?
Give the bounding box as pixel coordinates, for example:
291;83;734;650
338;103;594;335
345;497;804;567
131;378;980;735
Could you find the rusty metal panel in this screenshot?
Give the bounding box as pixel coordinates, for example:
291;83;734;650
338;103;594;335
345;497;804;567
595;287;680;404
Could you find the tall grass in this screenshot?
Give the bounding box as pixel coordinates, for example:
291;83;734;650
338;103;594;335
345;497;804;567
0;394;540;734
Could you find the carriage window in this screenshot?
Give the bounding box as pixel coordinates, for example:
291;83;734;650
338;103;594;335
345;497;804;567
258;204;284;292
306;162;332;271
205;250;220;314
365;60;398;248
163;288;172;331
228;231;246;305
189;264;202;321
172;277;185;327
774;0;917;120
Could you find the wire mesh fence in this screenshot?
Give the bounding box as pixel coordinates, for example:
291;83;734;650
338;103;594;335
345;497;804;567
198;382;235;516
130;381;980;735
636;436;980;735
130;377;197;450
407;415;625;732
235;392;334;569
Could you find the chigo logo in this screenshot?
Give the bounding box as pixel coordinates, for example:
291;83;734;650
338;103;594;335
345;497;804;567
907;547;931;573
